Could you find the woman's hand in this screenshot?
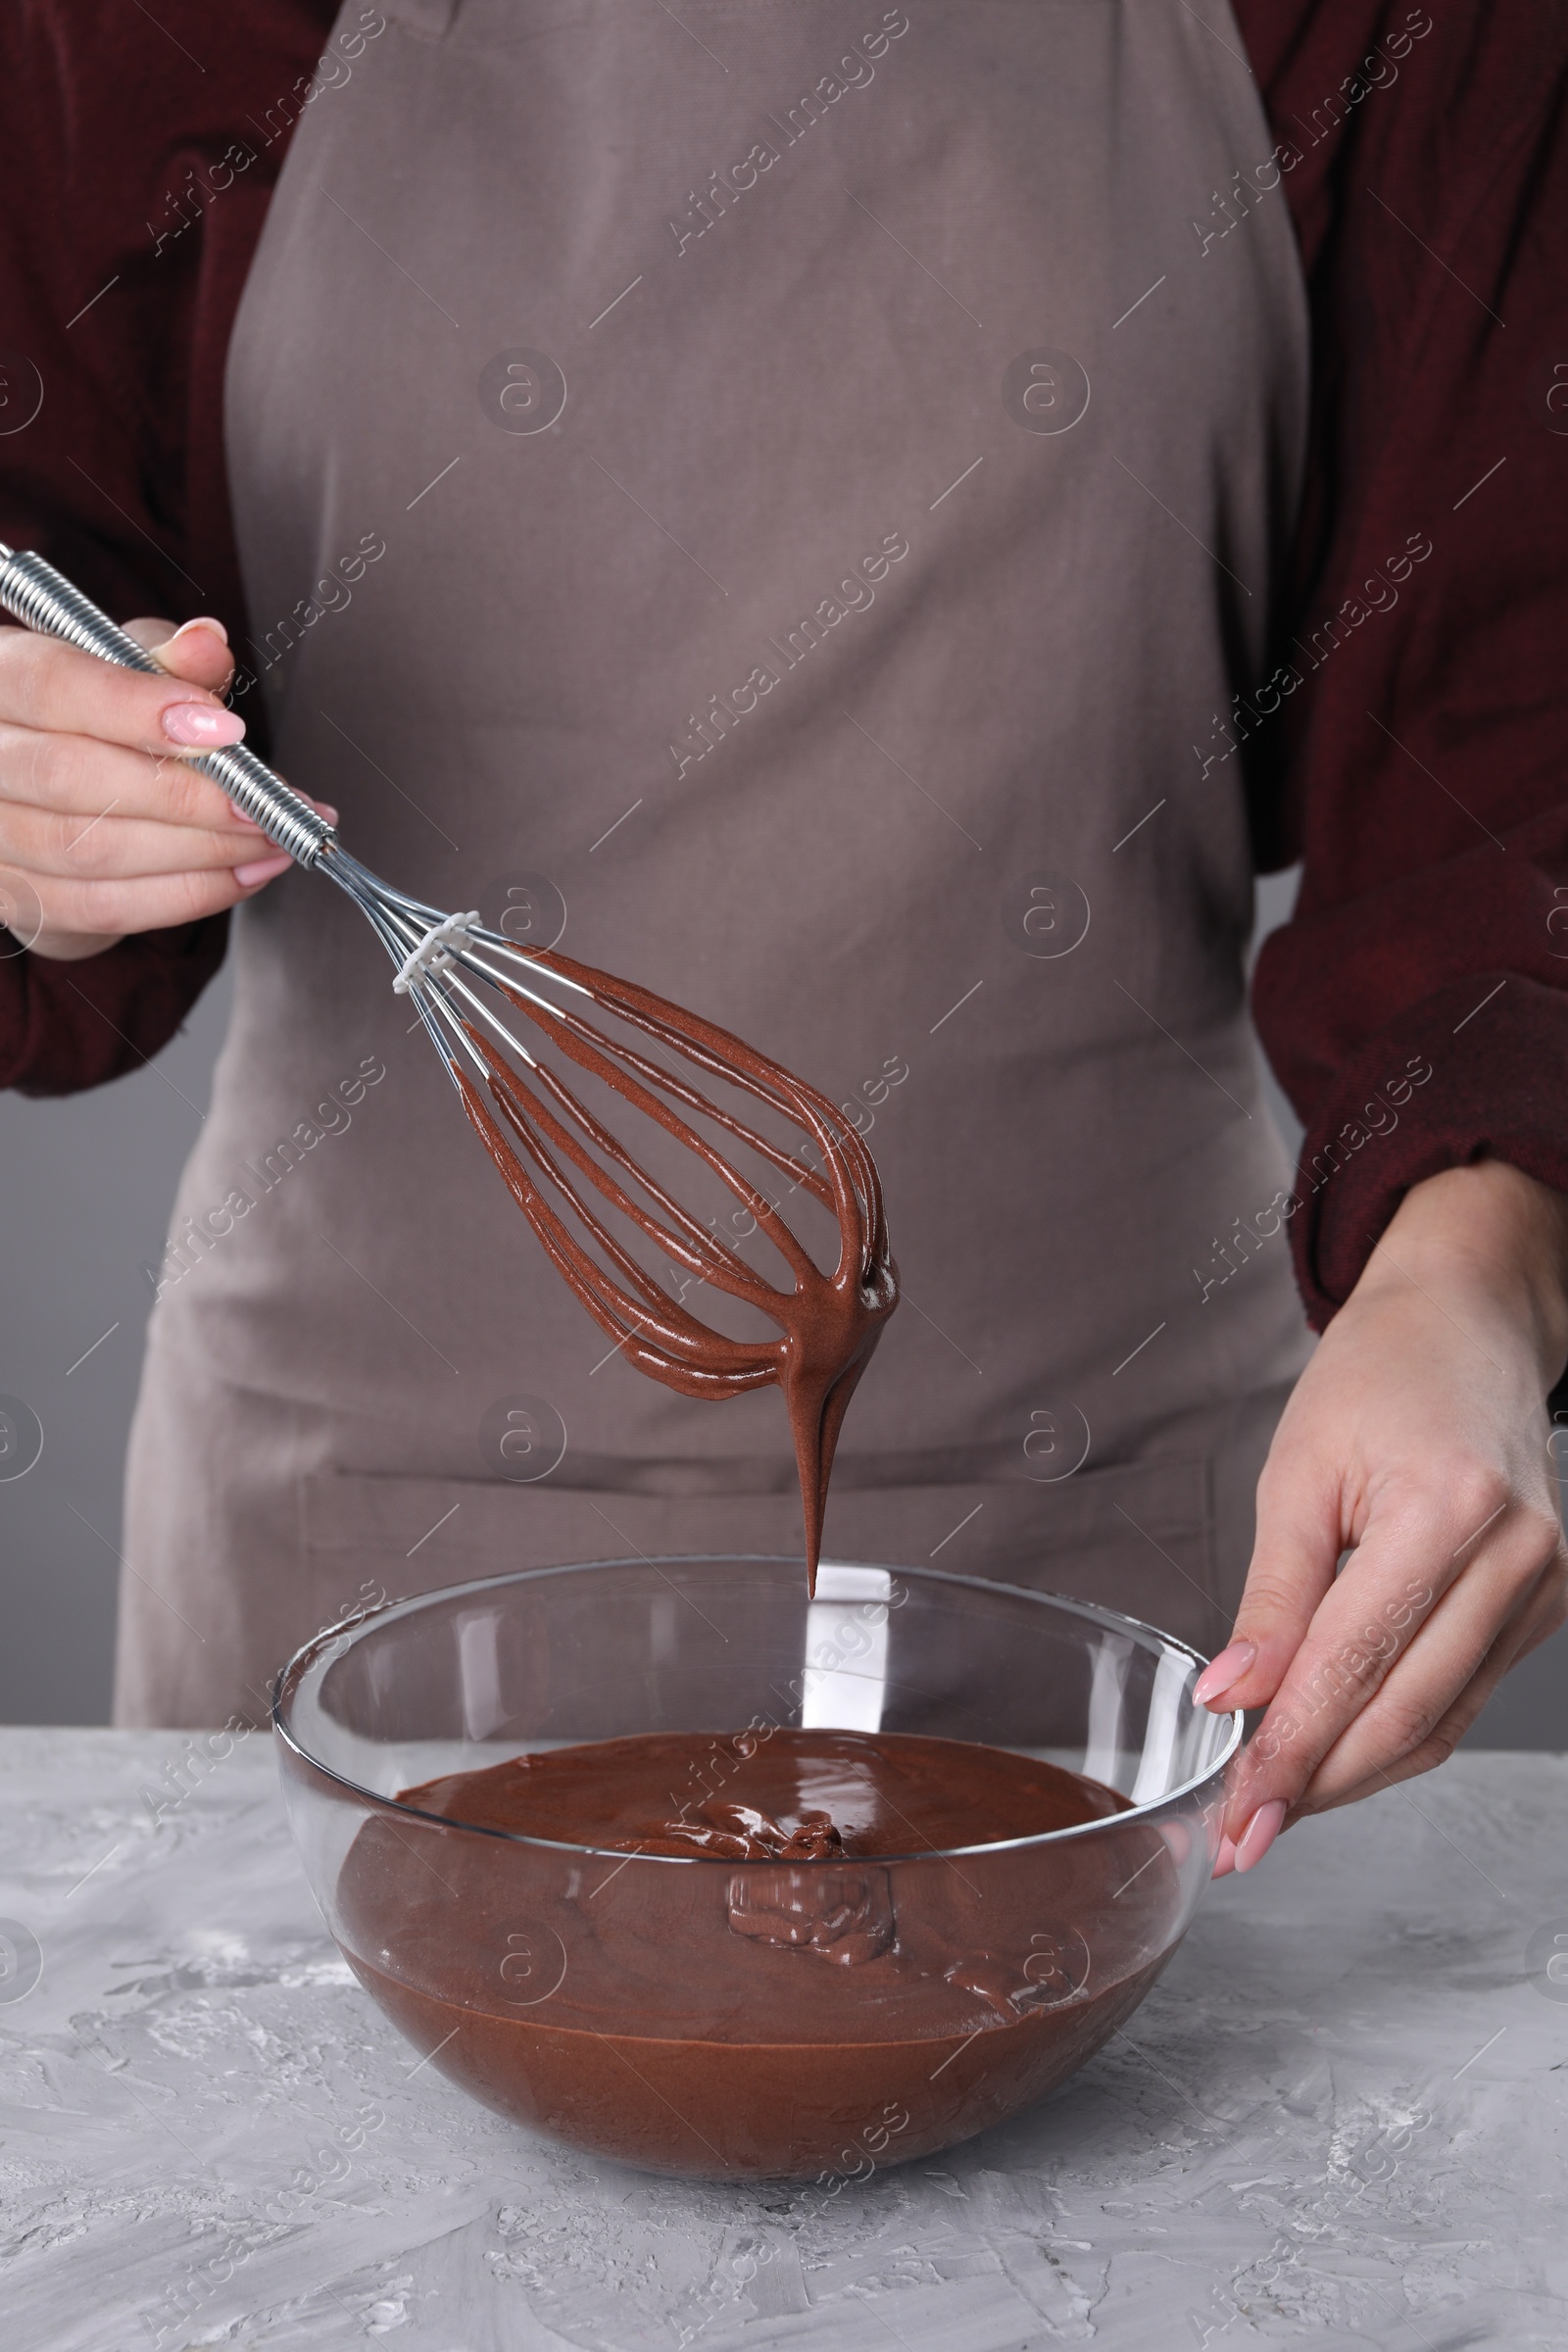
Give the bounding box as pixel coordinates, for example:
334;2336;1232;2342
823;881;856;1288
0;615;329;960
1199;1157;1568;1873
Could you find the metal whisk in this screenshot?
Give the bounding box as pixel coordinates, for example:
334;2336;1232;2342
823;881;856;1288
0;547;899;1571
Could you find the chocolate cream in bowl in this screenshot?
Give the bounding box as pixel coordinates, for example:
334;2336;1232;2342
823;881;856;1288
336;1726;1181;2178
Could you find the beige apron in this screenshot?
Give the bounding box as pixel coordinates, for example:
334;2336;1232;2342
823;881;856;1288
117;0;1312;1728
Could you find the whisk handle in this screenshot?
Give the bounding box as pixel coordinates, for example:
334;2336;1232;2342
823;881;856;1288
0;543;334;868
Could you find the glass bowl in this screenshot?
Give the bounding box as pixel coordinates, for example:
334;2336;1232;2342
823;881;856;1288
272;1556;1241;2181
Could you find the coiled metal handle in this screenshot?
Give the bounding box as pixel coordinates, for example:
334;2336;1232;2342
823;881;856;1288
0;543;335;868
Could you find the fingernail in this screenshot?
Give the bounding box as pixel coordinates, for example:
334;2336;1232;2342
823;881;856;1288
315;803;339;826
1193;1640;1257;1707
163;702;246;748
234;854;292;888
1233;1798;1287;1874
1211;1835;1237;1879
171;615;229;646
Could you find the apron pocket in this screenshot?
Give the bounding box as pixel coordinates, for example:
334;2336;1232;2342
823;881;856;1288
299;1448;1224;1652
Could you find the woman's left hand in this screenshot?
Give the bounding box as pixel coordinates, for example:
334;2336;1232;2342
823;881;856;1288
1198;1157;1568;1874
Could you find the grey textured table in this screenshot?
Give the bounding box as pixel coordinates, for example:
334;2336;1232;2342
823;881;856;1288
1;1733;1565;2352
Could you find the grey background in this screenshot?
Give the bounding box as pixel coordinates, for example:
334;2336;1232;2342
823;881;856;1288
1;870;1563;1738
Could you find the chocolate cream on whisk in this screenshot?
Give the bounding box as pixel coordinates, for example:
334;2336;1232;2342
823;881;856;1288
452;950;899;1589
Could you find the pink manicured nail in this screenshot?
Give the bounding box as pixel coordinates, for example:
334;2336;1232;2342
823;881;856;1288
162;702;246;748
1233;1798;1287;1874
1193;1640;1256;1707
170;615;229;646
234;854;292;888
1211;1836;1237;1879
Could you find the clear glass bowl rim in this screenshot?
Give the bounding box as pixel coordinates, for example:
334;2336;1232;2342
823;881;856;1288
270;1553;1244;1865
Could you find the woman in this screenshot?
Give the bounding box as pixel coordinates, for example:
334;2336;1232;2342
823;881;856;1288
2;0;1565;1878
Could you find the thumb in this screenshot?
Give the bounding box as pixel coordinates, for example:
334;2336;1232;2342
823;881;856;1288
1194;1458;1342;1715
129;613;236;696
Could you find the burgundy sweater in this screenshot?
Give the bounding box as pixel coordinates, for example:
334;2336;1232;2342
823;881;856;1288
2;0;1566;1331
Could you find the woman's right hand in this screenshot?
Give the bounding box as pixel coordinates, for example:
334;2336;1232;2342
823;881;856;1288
0;613;331;961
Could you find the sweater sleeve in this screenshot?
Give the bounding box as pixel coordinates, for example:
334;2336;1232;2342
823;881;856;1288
1231;0;1568;1327
0;0;341;1096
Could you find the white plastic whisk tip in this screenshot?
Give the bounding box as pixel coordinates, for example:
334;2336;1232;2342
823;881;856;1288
391;909;482;996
